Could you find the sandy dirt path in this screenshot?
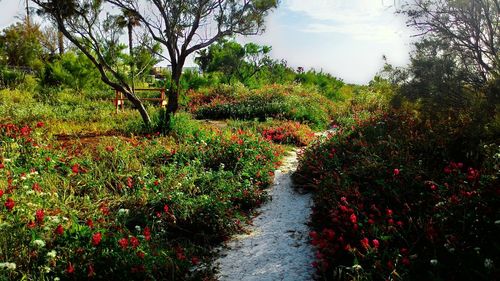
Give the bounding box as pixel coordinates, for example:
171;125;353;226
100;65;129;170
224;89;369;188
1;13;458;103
215;149;314;281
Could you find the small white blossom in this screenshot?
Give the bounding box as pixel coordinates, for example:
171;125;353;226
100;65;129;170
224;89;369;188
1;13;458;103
352;264;363;271
0;262;16;270
484;258;494;269
118;209;130;216
430;259;438;266
46;250;57;259
32;239;46;248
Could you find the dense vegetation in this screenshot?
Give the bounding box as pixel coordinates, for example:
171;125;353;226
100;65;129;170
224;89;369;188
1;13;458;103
1;0;499;280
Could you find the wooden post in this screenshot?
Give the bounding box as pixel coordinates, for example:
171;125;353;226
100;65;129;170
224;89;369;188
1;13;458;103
115;90;119;114
120;91;124;111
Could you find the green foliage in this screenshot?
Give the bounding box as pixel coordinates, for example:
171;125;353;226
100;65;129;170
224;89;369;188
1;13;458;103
195;40;273;85
0;21;44;70
0;114;282;280
295;69;345;101
39;51;105;92
188;84;336;130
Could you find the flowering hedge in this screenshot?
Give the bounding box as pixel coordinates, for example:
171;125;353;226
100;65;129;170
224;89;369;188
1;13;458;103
0;119;282;280
295;111;499;280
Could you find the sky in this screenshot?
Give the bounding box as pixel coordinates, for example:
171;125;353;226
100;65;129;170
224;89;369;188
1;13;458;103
0;0;414;84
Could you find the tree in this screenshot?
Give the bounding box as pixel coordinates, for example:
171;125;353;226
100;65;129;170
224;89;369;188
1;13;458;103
401;0;500;84
107;0;278;127
195;40;272;85
0;20;43;70
113;9;141;93
33;0;152;126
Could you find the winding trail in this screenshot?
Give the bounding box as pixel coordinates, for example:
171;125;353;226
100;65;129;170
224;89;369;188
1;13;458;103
215;149;314;281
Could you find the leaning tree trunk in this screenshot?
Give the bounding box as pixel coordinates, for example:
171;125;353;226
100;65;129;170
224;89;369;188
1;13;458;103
122;88;151;127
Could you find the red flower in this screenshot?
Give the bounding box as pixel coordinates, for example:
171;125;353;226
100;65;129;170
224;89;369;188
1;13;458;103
143;227;151;241
4;198;14;211
27;220;36;229
86;219;94;228
402;257;411;266
322;228;335;241
191;256;200;265
360;237;370;250
91;232;102;246
163;204;169;213
35;209;45;224
0;190;3;197
21;126;31;136
32;183;42;192
154;180;159;186
130;236;140;249
350;213;357;224
71;164;79;174
393;168;400;176
444;166;452;174
127;177;133;188
105;146;114;152
66;262;75;274
386;209;393;217
372;239;380;248
0;163;4;169
55;224;64;236
339;205;349;212
309;231;318;240
36;122;44;128
118;237;129;249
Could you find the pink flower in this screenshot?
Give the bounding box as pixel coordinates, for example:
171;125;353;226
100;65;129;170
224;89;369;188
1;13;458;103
372;239;380;248
163;204;169;213
393;168;400;176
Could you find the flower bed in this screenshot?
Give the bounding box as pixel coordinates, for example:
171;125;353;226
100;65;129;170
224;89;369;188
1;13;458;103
294;111;499;280
0;118;283;280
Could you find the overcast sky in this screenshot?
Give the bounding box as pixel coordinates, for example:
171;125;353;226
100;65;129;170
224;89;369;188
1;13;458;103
0;0;414;84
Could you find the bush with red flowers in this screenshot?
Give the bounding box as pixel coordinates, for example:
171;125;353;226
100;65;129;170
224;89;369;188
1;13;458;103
295;110;499;281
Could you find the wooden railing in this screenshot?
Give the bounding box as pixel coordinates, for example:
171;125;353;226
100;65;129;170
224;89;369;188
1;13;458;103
114;88;167;113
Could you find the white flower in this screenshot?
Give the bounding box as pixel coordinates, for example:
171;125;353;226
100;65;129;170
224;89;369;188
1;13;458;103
26;190;35;195
54;278;60;281
135;225;141;232
484;258;494;269
0;262;16;270
430;259;438;266
42;266;51;273
31;239;46;248
118;209;130;216
46;250;57;259
352;264;363;271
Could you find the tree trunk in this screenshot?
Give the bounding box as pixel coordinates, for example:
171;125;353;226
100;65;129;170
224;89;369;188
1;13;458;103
128;23;135;93
123;89;151;127
57;30;64;55
164;63;183;130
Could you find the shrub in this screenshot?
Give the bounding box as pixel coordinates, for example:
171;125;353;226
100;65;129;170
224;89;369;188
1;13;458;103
295;110;499;280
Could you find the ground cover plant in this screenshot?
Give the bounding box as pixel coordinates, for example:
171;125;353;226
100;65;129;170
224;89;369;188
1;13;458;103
187;84;335;130
0;112;283;280
295;100;499;280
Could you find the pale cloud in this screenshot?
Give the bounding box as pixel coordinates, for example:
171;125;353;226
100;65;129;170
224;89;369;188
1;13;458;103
285;0;405;42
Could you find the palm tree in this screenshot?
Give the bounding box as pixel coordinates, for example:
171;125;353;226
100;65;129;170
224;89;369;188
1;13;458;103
114;10;141;93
